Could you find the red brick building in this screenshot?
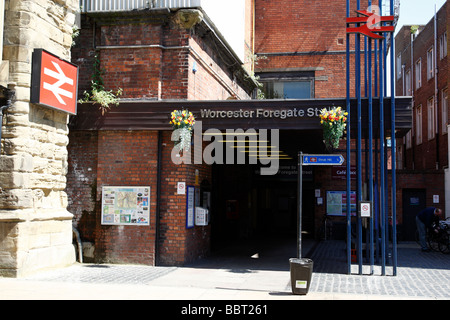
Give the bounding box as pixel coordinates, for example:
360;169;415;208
67;0;411;266
394;1;448;240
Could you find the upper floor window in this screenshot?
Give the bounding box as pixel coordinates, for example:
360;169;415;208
427;46;434;80
258;71;314;99
440;32;447;60
416;104;422;145
396;53;402;80
415;58;422;89
427;96;435;140
405;69;411;96
442;89;448;134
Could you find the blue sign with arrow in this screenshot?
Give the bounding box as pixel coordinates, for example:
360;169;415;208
302;154;344;166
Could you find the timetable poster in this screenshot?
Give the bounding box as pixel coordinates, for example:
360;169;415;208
101;186;150;226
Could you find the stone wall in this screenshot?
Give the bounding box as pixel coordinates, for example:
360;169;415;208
0;0;78;277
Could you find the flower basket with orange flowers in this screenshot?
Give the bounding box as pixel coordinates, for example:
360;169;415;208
319;107;348;151
170;109;196;153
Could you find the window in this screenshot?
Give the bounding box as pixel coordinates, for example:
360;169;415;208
415;58;422;89
396;53;402;79
258;71;314;99
427;47;434;80
405;130;412;149
265;81;312;99
416;105;422;145
427;96;435;140
442;89;448;134
396;144;403;170
440;32;447;60
405;69;411;96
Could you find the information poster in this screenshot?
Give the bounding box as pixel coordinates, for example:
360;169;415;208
326;191;356;216
186;186;195;228
101;186;150;226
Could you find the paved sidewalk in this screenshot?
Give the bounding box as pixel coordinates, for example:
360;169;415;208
0;239;449;300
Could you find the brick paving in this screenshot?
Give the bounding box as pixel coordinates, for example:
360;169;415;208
308;241;450;299
2;239;449;300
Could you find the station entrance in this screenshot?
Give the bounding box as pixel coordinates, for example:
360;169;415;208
208;130;322;252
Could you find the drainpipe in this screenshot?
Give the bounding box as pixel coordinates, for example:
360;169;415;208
434;5;439;170
155;130;163;265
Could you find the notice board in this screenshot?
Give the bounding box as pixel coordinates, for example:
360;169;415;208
101;186;150;226
326;191;356;216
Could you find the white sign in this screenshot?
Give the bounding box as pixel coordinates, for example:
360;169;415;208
195;207;209;226
433;195;439;203
360;201;371;218
177;182;186;195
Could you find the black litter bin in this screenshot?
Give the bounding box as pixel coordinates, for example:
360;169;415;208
289;258;313;295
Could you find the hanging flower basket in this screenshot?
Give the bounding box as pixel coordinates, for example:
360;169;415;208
319;107;348;151
170;109;195;153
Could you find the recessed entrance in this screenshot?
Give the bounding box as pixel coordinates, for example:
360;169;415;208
209;130;322;252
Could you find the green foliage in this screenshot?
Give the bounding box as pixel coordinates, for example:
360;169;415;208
78;53;122;114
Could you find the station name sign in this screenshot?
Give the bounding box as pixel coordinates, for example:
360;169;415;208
200;106;336;120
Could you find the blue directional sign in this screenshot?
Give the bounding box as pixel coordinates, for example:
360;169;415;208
302;154;344;166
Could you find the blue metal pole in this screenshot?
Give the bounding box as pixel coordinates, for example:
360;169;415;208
365;37;368;97
368;38;374;274
355;0;363;276
374;41;378;97
374;35;380;265
356;31;363;275
346;0;352;275
390;0;398;276
379;36;386;275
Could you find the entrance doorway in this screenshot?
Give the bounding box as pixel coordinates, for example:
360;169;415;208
210;163;315;250
402;188;426;241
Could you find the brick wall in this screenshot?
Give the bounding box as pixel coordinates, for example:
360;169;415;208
66;131;98;243
254;0;378;99
93;131;158;264
72;13;252;101
158;131;212;265
67;128;212;265
68;10;253;265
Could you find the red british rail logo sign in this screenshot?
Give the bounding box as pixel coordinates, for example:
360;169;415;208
346;9;394;39
31;49;79;115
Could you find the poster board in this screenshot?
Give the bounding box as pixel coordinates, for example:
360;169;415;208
101;186;150;226
186;186;195;228
326;191;356;216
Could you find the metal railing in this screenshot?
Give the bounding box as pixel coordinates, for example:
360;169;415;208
80;0;201;13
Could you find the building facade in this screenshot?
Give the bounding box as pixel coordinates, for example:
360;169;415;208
0;0;79;277
394;1;448;240
67;0;411;267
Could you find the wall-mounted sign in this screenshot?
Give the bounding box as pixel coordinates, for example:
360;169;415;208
186;186;195;228
177;182;186;194
326;191;356;216
31;49;78;115
200;107;327;120
101;186;150;226
359;201;372;218
331;165;356;180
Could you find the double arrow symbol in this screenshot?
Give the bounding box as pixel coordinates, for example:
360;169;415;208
43;61;74;105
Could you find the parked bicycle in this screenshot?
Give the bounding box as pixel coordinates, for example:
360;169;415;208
415;219;449;254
